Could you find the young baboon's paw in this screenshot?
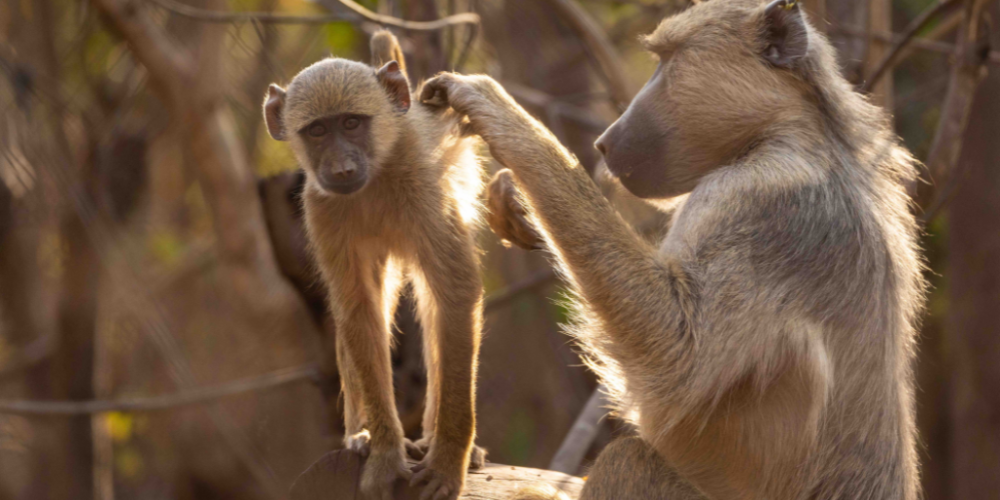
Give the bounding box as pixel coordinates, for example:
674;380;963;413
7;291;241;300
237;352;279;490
487;169;544;251
410;460;464;500
361;447;412;500
345;430;371;457
406;438;487;470
404;437;430;460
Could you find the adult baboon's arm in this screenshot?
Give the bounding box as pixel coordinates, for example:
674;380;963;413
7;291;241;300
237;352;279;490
423;74;695;359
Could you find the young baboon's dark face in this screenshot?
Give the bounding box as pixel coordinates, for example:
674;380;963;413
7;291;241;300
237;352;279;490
595;0;811;199
263;58;411;196
298;113;374;195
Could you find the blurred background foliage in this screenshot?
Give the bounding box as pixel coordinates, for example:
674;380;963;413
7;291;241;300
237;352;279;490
0;0;998;499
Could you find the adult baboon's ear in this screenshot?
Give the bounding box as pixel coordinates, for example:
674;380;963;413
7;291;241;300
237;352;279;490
376;61;411;113
762;0;808;68
264;84;288;141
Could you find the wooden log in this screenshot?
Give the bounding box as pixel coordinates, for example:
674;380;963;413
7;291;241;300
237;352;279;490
290;450;584;500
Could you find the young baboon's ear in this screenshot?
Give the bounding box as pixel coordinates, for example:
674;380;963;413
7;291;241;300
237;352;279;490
376;61;411;114
264;84;288;141
762;0;809;68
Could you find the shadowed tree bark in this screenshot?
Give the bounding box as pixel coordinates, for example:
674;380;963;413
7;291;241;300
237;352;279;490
946;40;1000;500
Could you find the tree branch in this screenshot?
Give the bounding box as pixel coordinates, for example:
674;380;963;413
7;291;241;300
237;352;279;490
543;0;634;111
548;386;611;475
863;0;962;93
503;82;610;135
146;0;480;30
91;0;324;494
334;0;480;31
0;365;317;415
916;0;992;211
830;25;1000;65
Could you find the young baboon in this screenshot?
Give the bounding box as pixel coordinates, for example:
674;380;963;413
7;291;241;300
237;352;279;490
263;31;485;500
425;0;926;498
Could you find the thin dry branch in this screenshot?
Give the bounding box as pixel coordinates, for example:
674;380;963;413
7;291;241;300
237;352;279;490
543;0;634;111
831;26;1000;65
146;0;480;30
334;0;480;31
0;365;317;415
916;0;992;211
863;0;962;93
548;386;611;475
91;0;321;494
504;82;610;135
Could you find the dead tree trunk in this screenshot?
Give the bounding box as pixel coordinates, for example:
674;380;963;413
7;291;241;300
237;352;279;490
946;48;1000;500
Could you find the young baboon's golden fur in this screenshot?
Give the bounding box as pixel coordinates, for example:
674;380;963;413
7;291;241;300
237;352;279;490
427;0;926;498
264;31;484;500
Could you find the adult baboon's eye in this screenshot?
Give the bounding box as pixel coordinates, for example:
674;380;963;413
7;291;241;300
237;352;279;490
307;123;326;137
343;117;361;130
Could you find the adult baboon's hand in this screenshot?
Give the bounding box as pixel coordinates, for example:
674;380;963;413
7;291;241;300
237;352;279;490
421;73;567;172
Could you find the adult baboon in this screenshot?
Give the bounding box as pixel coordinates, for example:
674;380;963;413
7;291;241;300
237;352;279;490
425;0;925;498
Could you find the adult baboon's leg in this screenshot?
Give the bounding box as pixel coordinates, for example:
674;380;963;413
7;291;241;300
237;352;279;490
580;437;704;500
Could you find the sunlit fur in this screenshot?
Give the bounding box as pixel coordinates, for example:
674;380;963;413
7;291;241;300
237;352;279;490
422;0;926;498
271;32;485;500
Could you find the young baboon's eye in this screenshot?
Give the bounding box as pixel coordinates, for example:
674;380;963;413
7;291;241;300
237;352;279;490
343;117;361;130
307;123;327;137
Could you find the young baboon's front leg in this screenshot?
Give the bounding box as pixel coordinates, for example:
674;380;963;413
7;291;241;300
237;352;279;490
336;330;367;451
409;215;483;500
407;286;487;470
403;302;439;459
325;252;410;500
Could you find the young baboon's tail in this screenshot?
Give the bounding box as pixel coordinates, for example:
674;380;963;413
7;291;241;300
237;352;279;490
370;30;407;75
508;484;573;500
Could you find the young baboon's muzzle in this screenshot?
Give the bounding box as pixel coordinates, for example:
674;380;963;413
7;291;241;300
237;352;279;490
317;161;368;195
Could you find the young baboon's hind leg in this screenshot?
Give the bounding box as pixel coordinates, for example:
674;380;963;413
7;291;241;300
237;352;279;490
403;291;439;458
408;210;484;499
405;289;487;469
580;437;705;500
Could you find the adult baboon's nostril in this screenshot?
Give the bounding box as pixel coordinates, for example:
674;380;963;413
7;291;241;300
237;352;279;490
595;138;609;157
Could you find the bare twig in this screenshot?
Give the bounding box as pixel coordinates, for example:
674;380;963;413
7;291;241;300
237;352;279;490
503;82;610;135
0;365;318;415
863;0;962;93
830;26;1000;65
91;0;322;494
549;386;610;475
916;0;992;209
919;158;971;224
543;0;633;111
146;0;480;30
335;0;479;31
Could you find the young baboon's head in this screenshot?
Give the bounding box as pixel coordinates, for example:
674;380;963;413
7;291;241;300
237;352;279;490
595;0;816;198
263;58;410;195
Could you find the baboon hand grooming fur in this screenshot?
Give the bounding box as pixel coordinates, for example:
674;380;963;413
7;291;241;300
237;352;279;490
264;31;485;500
424;0;925;498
